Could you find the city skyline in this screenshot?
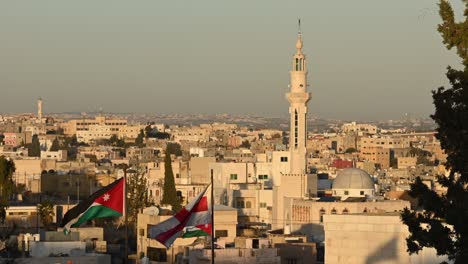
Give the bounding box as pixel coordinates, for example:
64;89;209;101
0;0;465;120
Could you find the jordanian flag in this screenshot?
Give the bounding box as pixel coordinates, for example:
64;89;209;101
148;184;212;248
182;224;211;238
60;177;124;234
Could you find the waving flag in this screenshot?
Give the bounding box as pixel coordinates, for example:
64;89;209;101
148;184;212;248
60;177;124;234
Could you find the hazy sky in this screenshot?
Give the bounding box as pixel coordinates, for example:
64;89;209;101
0;0;464;120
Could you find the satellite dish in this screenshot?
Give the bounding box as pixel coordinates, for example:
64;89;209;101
143;206;160;216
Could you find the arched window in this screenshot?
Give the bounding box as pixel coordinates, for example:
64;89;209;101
294;110;298;148
319;208;326;223
343;208;349;214
246;201;252;209
295;58;299;71
363;207;368;213
331;208;337;214
149;190;153;197
155;190;160;196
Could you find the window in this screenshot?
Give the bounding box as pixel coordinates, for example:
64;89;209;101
319;208;326;223
237;201;245;208
215;230;228;237
246;201;252;208
230;174;238;180
344;190;349;195
286;258;298;264
331;208;337;214
360;191;364;195
259;174;268;180
294;110;298;148
343;208;349;214
280;157;288;162
260;203;267;208
147;247;167;262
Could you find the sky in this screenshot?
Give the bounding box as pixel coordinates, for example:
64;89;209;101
0;0;464;121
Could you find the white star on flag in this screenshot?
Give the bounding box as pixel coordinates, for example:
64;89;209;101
103;193;110;201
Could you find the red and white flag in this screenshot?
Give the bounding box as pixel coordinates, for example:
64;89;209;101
148;184;212;248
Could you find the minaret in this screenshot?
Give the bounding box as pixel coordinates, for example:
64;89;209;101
286;21;311;174
37;97;43;121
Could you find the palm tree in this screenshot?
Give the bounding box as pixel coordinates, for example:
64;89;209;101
37;200;55;230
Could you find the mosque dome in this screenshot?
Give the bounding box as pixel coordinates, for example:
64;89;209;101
332;168;374;190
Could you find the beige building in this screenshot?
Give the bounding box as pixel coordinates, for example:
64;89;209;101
358;136;410;150
341;122;378;135
61;116;127;136
359;147;390;169
397;156;417;169
324;213;450;264
40;150;67;162
137;205;237;263
285;198;410;242
12;158;43;187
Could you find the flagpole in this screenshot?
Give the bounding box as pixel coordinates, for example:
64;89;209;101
124;166;129;264
210;169;215;264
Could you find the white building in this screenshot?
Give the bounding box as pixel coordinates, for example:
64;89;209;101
324;213;451;264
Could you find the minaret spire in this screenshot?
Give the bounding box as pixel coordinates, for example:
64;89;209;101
298;18;301;35
287;21;311;174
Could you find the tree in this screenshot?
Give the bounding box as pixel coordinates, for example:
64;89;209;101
28;135;41;157
240;140;251;148
37;200;55;230
144;125;152;139
0;156;15;223
135;129;145;148
49;138;60;151
161;151;181;211
344;147;357;154
126;167;149;225
166;142;182;156
401;1;468;263
62;135;78;160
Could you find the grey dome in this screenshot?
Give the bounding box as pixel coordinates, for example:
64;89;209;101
332;168;374;190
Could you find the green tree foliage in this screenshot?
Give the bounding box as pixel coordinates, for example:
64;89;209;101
109;134;126;148
0;156;15;223
344;147;357;153
240;140;251;148
271;133;282;139
49;138;60;152
38;200;55;229
28;134;41;157
126;167;150;224
62;135;78;160
135;129;145;148
144;125;152;139
438;0;468;67
153;132;171;139
401;1;468;263
161;151;181;211
166;142;182;156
